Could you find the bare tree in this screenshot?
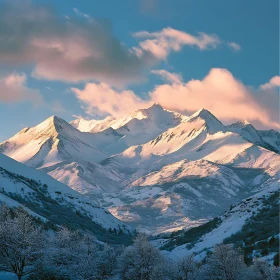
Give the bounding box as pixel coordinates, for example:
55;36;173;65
246;259;280;280
119;234;165;280
42;228;98;280
202;244;246;280
95;244;123;280
176;254;202;280
0;204;44;280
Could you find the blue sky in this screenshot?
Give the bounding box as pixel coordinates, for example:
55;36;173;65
0;0;279;141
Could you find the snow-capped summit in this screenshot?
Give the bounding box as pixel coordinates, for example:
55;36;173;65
71;116;116;133
0;115;108;168
227;121;279;153
187;108;225;134
1;105;279;233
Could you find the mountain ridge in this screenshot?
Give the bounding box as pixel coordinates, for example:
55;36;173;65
1;105;279;233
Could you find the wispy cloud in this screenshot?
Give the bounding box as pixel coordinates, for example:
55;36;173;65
73;7;90;19
228;42;241;51
134;27;221;60
0;73;42;104
151;69;183;84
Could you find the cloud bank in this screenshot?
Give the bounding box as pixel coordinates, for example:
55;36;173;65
72;69;279;129
0;2;239;86
72;83;151;117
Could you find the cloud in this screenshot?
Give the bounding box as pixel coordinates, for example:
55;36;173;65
134;27;221;60
73;7;90;19
71;83;152;118
0;73;42;104
151;69;183;84
0;72;65;113
150;68;279;129
73;69;279;129
0;2;150;86
228;42;241;51
0;2;238;86
260;76;280;90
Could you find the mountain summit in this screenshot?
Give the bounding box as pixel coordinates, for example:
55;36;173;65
1;105;279;233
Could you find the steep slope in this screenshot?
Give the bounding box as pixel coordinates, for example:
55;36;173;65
40;159;125;195
257;129;280;153
98;109;279;232
0;153;131;243
0;116;108;168
0;116;127;194
227;121;280;153
105;109;254;174
166;183;279;262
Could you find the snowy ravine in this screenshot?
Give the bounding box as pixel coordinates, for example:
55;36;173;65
1;104;279;233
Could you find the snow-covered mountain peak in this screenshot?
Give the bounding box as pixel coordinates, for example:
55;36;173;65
228;120;252;130
187;108;225;134
71;116;116;133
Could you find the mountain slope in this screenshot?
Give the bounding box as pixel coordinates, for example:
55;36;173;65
166;183;279;262
0;116;127;194
1;106;279;234
72;103;188;148
105;109;274;175
227;121;280;153
0;116;108;168
0;153;131;241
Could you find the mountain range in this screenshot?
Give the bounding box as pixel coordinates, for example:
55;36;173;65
1;104;279;233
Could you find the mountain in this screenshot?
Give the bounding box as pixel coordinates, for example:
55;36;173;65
0;116;127;194
162;182;279;264
104;109;278;174
227;121;280;153
1;105;279;234
0;153;131;244
70;116;116;133
0;116;108;168
72;103;188;148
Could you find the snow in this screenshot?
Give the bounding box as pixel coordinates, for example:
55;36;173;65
0;153;130;231
1;105;279;234
0;116;108;169
170;183;279;259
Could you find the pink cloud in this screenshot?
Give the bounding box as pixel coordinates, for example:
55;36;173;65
0;2;241;86
260;76;280;90
150;68;279;129
0;73;42;104
72;69;279;129
71;83;152;118
151;69;183;84
134;27;221;60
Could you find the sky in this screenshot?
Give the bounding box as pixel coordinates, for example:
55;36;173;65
0;0;279;141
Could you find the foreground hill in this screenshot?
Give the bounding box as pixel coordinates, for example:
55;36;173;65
160;183;279;264
0;153;132;244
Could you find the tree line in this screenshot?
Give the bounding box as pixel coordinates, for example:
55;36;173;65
0;204;279;280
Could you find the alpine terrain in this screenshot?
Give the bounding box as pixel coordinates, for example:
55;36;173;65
1;104;279;234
